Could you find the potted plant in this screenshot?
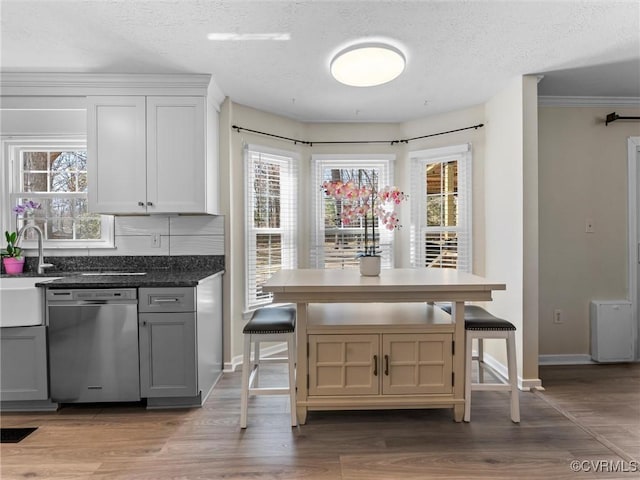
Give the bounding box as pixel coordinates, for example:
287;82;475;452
321;169;407;276
2;231;25;274
2;201;42;275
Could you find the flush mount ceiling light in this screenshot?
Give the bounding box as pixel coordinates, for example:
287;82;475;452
330;43;406;87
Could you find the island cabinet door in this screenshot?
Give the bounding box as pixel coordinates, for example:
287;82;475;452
308;334;379;396
382;333;453;395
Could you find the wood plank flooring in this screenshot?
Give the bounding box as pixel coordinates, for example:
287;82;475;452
1;363;638;479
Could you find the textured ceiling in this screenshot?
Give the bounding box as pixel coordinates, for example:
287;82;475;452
1;0;639;122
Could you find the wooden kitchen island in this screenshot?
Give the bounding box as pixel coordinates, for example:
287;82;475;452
262;268;506;424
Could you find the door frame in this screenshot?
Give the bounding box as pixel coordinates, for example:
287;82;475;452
628;137;640;361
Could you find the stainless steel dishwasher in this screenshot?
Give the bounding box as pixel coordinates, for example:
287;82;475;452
47;288;140;403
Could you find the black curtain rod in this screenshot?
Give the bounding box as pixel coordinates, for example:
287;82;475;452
231;123;484;146
606;112;640;126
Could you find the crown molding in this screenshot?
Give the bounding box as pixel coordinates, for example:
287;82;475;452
207;78;226;111
0;72;215;97
538;95;640;107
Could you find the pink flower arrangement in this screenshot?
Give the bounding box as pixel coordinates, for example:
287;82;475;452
321;170;407;256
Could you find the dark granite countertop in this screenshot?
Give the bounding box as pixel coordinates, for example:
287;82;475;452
2;255;225;288
35;269;223;288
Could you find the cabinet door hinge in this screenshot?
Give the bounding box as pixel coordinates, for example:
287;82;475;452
452;340;455;356
451;372;455;386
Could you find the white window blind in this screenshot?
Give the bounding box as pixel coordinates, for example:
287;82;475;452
245;145;298;308
311;155;395;269
410;144;472;272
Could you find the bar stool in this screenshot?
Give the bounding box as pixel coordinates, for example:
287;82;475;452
240;305;297;429
440;304;520;423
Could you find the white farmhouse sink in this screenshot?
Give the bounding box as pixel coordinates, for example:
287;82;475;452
0;277;61;327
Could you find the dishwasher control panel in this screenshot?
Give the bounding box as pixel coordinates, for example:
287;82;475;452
46;289;137;301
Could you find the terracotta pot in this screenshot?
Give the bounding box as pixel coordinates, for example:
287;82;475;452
359;255;381;276
2;257;25;275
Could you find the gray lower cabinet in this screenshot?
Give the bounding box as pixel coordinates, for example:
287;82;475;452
138;311;198;398
1;326;48;401
138;274;223;408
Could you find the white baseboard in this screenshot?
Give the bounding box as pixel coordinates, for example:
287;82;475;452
538;354;595;366
224;342;288;373
481;352;542;391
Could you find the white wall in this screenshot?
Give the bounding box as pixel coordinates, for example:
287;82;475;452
484;76;540;387
538;105;640;359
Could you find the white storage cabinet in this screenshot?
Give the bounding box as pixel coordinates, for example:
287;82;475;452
590;301;635;362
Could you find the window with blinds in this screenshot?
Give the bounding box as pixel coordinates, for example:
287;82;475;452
410;144;472;272
5;138;113;249
311;155;395;269
245;146;297;308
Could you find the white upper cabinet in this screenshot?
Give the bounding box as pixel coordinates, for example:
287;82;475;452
88;94;216;214
88;96;147;214
146;96;206;213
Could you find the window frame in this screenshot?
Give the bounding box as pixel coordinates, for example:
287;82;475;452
409;144;472;272
2;136;114;250
244;144;298;310
310;154;396;269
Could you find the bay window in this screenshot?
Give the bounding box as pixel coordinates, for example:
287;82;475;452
410;144;472;271
245;145;298;308
311;154;395;269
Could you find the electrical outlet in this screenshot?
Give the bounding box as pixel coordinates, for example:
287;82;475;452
585;218;595;233
151;233;161;248
553;309;563;324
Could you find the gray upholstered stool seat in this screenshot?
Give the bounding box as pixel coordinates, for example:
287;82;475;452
240;306;297;429
440;305;516;331
439;304;520;423
242;306;296;334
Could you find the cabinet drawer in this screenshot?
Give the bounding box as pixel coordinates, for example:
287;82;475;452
139;288;195;312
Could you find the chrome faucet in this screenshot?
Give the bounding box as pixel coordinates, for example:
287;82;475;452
16;224;54;274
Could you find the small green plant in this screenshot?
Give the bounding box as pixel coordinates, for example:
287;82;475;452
1;231;22;259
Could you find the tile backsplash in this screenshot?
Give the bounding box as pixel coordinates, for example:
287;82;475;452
35;215;225;257
107;215;225;256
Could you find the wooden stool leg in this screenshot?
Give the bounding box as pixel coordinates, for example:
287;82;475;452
287;333;297;427
507;331;520;423
477;338;485;383
240;333;252;429
464;331;473;422
253;340;261;387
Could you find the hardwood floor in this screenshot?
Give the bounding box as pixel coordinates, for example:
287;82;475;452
1;363;638;479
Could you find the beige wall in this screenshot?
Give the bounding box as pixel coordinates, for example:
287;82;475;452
538;105;640;357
